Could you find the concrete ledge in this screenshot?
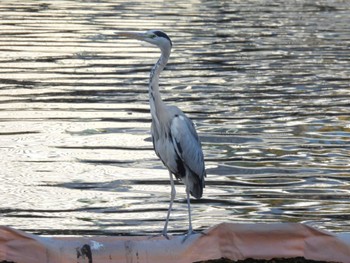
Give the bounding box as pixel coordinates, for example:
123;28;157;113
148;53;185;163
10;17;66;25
0;223;349;263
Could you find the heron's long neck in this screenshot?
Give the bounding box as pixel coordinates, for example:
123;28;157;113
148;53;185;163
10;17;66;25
149;48;170;119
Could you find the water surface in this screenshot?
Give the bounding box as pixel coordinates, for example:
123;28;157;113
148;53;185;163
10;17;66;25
0;0;349;236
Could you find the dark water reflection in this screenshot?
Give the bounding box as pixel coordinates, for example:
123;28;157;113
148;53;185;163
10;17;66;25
0;0;349;236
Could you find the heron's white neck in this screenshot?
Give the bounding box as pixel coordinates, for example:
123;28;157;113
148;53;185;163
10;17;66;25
148;47;171;118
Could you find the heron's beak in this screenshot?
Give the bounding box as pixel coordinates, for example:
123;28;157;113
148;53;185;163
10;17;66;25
115;32;147;41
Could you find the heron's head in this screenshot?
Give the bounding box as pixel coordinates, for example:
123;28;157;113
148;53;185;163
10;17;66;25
117;30;172;51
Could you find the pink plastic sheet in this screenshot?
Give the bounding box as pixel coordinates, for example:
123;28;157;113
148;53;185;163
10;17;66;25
1;223;349;263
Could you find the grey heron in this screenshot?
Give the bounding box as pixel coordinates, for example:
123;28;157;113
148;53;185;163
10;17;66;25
118;30;206;238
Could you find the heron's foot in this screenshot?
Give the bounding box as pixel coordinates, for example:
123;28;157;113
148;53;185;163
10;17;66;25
162;231;171;240
181;229;204;243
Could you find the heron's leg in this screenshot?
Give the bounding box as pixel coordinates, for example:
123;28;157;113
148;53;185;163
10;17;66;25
180;186;196;243
162;171;176;238
186;187;193;234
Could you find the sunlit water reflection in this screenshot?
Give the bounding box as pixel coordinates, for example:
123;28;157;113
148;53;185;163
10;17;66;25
0;0;349;236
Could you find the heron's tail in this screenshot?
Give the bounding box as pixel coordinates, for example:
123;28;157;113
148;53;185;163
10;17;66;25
186;171;205;199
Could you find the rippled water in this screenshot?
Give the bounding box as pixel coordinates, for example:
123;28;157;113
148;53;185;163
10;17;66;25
0;0;349;236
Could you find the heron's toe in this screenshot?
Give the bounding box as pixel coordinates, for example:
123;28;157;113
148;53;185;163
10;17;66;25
162;230;170;240
181;229;203;243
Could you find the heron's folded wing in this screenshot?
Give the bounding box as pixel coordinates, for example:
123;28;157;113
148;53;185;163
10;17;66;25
170;115;205;178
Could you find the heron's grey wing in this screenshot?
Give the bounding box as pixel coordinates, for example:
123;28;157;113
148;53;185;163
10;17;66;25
170;114;206;178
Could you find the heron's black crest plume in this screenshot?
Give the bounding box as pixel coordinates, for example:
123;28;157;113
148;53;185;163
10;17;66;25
154;30;172;46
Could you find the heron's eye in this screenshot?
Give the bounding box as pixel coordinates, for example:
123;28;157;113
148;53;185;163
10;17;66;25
149;34;156;39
